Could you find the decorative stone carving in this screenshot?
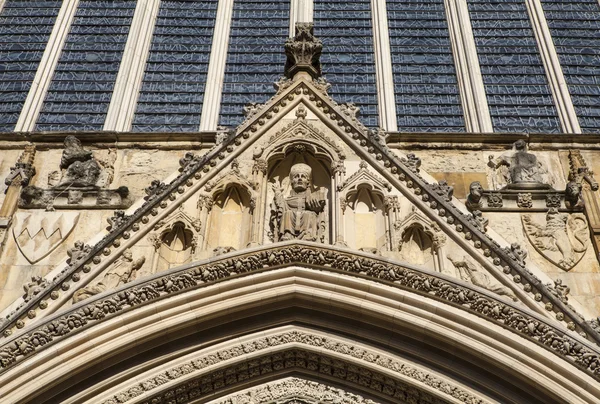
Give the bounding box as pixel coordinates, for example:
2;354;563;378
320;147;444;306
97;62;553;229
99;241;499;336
490;140;550;190
447;254;517;301
214;378;379;404
284;23;322;79
546;279;570;304
144;180;168;202
22;276;49;303
564;180;584;209
19;136;130;209
431;180;453;202
212;246;236;257
517;193;533;208
467;210;488;232
73;250;145;303
58;135;101;187
486;192;503;208
271;163;327;242
12;212;80;264
4;147;36;187
522;209;589;270
102;330;480;404
466;181;483;211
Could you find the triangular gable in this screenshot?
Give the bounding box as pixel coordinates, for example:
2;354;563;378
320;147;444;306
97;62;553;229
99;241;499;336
0;25;597;351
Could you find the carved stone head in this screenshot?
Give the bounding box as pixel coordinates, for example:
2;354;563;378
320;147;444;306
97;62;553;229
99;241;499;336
290;163;312;192
514;139;527;151
469;181;483;197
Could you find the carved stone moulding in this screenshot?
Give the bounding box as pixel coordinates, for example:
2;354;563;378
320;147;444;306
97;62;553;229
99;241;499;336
467;189;569;212
19;185;132;209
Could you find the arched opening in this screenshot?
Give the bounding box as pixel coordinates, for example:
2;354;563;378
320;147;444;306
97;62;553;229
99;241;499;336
156;221;195;272
207;184;253;251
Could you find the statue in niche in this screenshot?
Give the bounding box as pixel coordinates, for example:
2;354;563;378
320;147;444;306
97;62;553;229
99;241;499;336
490;140;550;190
522;209;589;270
447;253;517;301
59;135;101;187
271;163;327;242
73;250;145;303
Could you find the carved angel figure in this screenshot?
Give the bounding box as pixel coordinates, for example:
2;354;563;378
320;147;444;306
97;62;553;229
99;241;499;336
73;250;145;303
447;254;517;301
270;163;327;242
522;209;588;270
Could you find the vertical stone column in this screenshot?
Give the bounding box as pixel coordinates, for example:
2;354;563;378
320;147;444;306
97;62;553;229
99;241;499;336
384;196;399;251
198;195;213;250
444;0;493;133
250;159;268;246
0;145;36;256
332;161;346;246
199;0;235;131
370;0;397;131
15;0;80;131
525;0;581;133
104;0;162;131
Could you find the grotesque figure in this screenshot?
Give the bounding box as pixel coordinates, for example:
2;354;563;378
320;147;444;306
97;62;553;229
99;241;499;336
493;140;548;189
466;181;484;210
565;180;584;209
272;163;327;242
59;135;100;187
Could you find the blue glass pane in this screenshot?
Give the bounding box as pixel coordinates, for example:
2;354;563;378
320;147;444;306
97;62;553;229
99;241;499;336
131;0;218;132
314;0;379;128
0;0;62;132
36;1;136;131
387;0;465;132
467;0;561;133
218;0;289;127
541;0;600;133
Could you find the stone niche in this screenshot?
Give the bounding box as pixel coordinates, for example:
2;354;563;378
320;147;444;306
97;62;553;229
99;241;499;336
267;145;331;244
206;184;253;251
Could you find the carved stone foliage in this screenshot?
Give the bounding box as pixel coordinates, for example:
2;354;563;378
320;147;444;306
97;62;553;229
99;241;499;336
271;163;327;242
1;244;600;382
522;210;589;271
284;23;322;79
12;212;79;264
101;330;480;404
73;249;145;303
488;140;552;190
19;136;130;209
447;253;517;301
22;276;49;304
214;377;380;404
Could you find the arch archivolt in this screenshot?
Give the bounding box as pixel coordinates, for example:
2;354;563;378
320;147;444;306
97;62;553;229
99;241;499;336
210;377;381;404
0;264;597;403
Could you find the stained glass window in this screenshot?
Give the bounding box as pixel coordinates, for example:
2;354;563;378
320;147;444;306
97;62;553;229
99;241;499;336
36;1;136;131
468;0;560;133
541;0;600;133
386;0;464;132
131;0;218;132
218;0;289;127
0;0;62;132
314;0;379;128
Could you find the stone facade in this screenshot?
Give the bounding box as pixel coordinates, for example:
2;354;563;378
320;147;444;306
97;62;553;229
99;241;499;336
0;23;600;404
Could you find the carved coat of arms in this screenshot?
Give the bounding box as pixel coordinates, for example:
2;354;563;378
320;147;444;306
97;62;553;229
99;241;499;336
13;212;80;263
522;209;589;271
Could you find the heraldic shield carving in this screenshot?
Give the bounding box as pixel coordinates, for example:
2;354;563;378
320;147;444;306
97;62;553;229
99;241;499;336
12;212;80;264
522;209;589;271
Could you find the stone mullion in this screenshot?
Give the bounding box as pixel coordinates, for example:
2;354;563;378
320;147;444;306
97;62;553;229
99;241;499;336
0;1;6;14
290;0;313;36
444;0;493;133
14;0;80;132
370;0;397;131
104;0;162;132
525;0;581;133
199;0;235;131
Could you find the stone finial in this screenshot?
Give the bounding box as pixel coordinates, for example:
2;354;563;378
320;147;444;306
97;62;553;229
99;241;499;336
284;23;322;79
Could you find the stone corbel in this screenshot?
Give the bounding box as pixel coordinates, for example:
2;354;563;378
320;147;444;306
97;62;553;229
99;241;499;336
466;182;572;212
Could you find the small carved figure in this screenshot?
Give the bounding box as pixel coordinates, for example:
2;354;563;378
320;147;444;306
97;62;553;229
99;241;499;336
491;140;549;189
58;135;100;187
522;209;589;270
271;163;327;242
466;181;483;210
73;250;145;303
565;180;584;209
447;254;517;301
